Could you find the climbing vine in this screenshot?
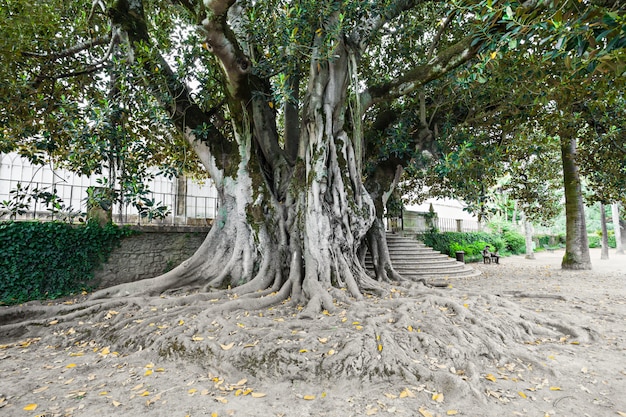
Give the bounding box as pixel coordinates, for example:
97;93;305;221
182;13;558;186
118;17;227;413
0;221;133;305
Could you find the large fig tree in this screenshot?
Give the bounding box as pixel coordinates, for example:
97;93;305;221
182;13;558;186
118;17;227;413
1;0;623;308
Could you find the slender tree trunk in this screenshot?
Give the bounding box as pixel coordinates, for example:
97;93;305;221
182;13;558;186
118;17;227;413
523;213;535;260
612;203;624;254
600;202;609;260
560;136;591;270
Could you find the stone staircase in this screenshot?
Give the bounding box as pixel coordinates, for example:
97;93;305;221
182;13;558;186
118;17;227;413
365;233;479;281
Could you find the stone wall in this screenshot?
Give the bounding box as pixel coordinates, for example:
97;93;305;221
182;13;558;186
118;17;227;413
93;226;209;288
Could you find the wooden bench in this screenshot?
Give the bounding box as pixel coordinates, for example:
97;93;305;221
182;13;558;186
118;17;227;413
483;252;499;264
542;245;560;253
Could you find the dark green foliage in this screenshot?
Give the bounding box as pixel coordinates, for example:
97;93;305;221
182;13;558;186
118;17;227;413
0;221;133;305
587;234;616;249
535;234;566;249
422;229;525;262
502;230;525;254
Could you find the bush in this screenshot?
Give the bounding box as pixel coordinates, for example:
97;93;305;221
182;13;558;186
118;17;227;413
422;231;512;262
0;221;133;305
535;234;566;248
503;231;525;254
588;234;616;249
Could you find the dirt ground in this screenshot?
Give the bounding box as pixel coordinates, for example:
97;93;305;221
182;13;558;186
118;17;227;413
1;248;625;417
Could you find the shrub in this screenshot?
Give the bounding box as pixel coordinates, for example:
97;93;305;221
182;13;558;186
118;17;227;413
422;231;513;262
588;234;616;249
503;231;525;254
0;221;133;305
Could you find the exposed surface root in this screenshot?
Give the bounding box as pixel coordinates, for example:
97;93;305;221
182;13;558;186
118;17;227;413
0;282;593;406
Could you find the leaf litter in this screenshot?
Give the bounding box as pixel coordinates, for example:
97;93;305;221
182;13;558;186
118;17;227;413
0;250;624;416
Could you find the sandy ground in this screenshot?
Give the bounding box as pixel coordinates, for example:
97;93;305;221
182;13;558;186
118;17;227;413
1;248;625;417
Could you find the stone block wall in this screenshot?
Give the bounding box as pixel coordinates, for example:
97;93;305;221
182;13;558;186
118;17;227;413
93;226;209;288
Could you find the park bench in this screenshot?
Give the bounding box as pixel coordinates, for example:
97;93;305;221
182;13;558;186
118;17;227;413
482;250;500;264
541;244;560;253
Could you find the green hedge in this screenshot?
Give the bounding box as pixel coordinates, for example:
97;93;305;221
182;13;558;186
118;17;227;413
588;234;616;249
535;234;566;248
422;229;526;262
0;221;132;305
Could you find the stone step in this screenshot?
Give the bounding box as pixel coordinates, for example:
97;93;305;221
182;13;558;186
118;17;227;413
364;234;479;280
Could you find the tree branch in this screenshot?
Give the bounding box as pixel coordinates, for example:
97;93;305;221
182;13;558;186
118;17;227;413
348;0;428;50
202;0;251;99
109;0;234;177
363;34;480;108
202;0;287;193
21;35;111;60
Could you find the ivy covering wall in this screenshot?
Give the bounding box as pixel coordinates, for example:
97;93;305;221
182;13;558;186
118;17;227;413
0;221;132;305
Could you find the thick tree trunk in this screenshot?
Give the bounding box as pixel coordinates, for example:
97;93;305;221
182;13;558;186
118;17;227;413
612;203;624;254
97;1;401;314
291;40;384;315
560;137;591;270
600;203;609;260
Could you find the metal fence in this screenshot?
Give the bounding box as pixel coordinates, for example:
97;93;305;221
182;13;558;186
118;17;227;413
0;153;218;226
389;210;481;233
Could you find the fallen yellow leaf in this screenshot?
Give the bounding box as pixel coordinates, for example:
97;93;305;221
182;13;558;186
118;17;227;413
447;411;459;415
140;391;150;397
303;395;316;400
188;388;197;395
23;403;38;411
48;320;59;325
485;374;497;382
299;349;308;353
192;335;204;341
211;412;218;417
549;386;562;391
66;363;77;368
112;400;122;407
617;412;626;417
518;391;527;399
432;392;444;403
407;325;413;332
251;392;266;398
318;337;328;344
220;342;235;350
145;370;153;376
419;407;434;417
377;344;383;352
399;388;415;398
